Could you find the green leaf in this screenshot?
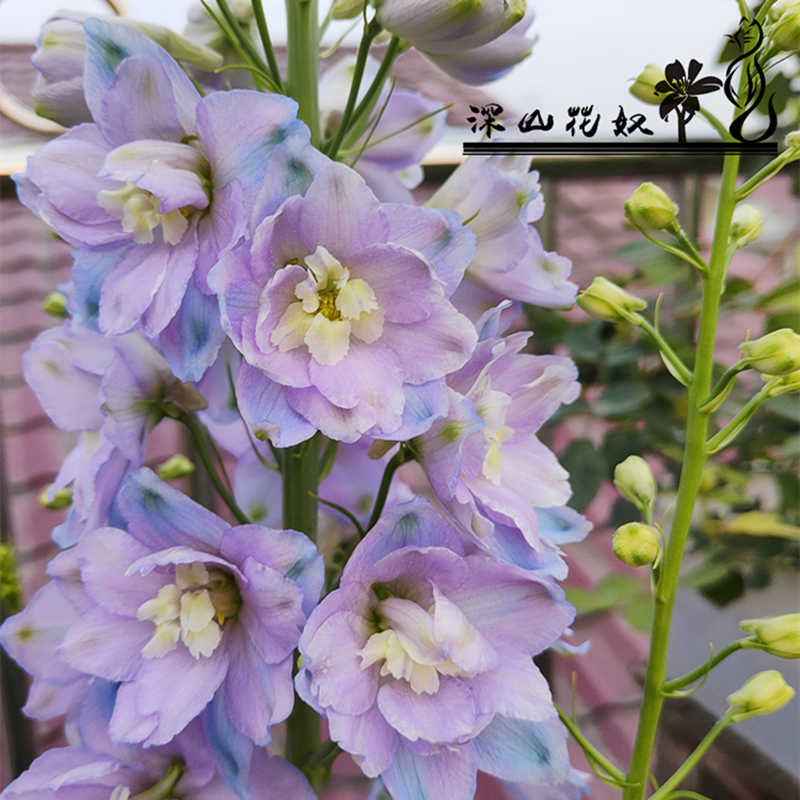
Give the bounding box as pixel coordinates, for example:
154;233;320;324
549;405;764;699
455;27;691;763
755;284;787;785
560;438;605;512
625;596;654;632
591;382;651;418
566;574;642;617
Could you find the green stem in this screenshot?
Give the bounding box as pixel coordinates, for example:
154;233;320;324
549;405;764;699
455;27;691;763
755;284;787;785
214;0;275;87
177;412;250;524
325;18;381;160
365;450;405;533
282;434;321;784
635;226;707;274
662;641;745;693
699;362;747;413
734;150;796;201
251;0;284;90
698;108;732;141
667;221;709;273
623;148;741;800
705;379;778;454
285;0;320;145
636;318;694;386
556;706;626;782
648;713;734;800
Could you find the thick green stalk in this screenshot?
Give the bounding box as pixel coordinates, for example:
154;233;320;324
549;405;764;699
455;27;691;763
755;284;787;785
285;0;320;145
623;150;741;800
282;435;321;783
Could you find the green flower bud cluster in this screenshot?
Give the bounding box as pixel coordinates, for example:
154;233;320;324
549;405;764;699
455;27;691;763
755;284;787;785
612;522;660;567
768;0;800;52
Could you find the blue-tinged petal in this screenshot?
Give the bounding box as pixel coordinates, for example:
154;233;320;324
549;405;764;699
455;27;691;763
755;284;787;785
160;277;227;382
536;506;592;546
235;363;317;447
196;90;306;203
58;606;149;681
383;204;476;298
203;685;254;799
377;676;477;744
247;750;318;800
195;180;247;291
224;626;294;744
474;301;514;342
386;379;449;441
84;18;199;137
472;717;569;785
219;525;323;617
285;384;375;444
24;673;89;722
68;246;119;330
110;641;230;746
117;468;229;551
326;703;400;778
342;497;464;582
77;679;141;763
380;740;476;800
95;55;186;148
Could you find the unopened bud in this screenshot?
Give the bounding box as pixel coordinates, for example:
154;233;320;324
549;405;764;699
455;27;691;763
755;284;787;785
39;484;72;510
727;670;795;722
42;291;69;318
577;277;647;322
0;544;22;615
769;0;800;52
612;522;660;567
156;454;196;481
629;64;668;105
741;614;800;659
624;183;679;231
767;369;800;396
332;0;366;18
739;329;800;376
614;455;656;512
730;204;763;248
785;130;800;150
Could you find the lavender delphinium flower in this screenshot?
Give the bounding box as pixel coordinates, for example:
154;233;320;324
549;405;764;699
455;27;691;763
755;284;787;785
17;18;309;381
296;497;574;800
412;304;583;573
22;321;205;546
427;155;577;321
21;468;324;787
209;159;478;445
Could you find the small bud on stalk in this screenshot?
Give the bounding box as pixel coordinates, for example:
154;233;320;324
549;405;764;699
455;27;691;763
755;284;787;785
624;183;679;231
577;277;647;322
730;204;763;248
614;455;657;512
42;291;69;318
629;64;668;105
739;329;800;376
612;522;660;567
332;0;366;18
156;454;196;481
727;670;795;721
39;484;72;510
741;614;800;659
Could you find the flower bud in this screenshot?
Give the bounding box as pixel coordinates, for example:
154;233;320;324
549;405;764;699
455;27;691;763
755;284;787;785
614;455;657;512
629;64;668;105
577;277;647;322
768;1;800;52
730;204;763;248
727;670;795;722
374;0;527;55
0;544;22;615
156;454;196;481
42;291;69;318
785;130;800;150
39;484;72;510
767;369;800;396
624;183;679;231
332;0;366;18
612;522;660;567
739;329;800;376
741;614;800;659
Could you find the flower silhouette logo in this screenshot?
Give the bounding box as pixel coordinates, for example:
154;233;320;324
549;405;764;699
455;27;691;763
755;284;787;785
656;59;722;142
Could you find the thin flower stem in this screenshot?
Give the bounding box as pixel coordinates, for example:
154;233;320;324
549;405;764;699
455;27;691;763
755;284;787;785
636;318;694;386
251;0;284;90
734;150;796;201
706;380;778;454
312;493;365;539
662;641;745;693
214;0;274;84
700;362;748;413
668;222;709;273
324;18;381;160
556;706;626;783
699;108;732;141
365;450;405;534
635;226;708;274
648;713;734;800
177;411;250;524
623;134;742;800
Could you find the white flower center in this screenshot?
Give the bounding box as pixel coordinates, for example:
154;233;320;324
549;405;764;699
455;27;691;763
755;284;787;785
98;181;191;246
357;590;498;695
472;377;514;485
270;245;384;366
137;562;240;660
